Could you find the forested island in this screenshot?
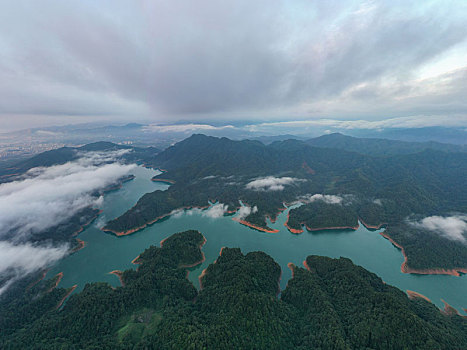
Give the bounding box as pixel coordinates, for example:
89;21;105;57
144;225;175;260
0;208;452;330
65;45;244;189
102;134;467;273
0;230;465;349
3;135;466;273
2;134;467;349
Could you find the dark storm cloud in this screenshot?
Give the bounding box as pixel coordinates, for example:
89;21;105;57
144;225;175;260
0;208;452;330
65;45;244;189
0;0;466;124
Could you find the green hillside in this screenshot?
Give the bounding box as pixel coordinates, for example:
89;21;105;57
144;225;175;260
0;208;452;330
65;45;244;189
2;231;465;349
104;134;467;271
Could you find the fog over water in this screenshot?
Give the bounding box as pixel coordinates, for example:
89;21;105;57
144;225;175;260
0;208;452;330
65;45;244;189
48;166;467;315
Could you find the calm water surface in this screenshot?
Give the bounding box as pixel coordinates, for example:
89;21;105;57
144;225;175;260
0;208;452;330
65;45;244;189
47;166;467;314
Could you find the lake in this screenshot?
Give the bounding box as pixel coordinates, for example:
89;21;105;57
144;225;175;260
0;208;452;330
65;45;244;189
47;166;467;314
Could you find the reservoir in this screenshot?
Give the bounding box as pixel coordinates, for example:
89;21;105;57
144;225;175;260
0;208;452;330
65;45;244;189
47;166;467;314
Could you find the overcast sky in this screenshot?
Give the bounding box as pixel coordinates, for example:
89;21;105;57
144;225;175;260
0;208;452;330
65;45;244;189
0;0;466;131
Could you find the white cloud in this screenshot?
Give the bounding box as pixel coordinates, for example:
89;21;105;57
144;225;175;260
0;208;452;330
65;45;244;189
246;176;303;191
373;199;383;206
0;240;69;295
142;124;235;133
0;151;135;239
1;2;467;125
410;215;467;243
169;203;230;219
202;203;229;218
236;205;258;220
169;208;186;219
246;115;467;132
306;194;343;205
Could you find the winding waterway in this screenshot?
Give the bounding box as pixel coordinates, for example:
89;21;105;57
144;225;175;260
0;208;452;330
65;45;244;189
47;166;467;314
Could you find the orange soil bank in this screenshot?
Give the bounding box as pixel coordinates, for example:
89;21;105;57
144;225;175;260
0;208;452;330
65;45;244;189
56;285;77;310
379;232;467;276
406;290;432;303
284;211;304;234
359;218;387;230
267;207;286;224
302;259;312;272
109;270;125;287
232;218;279;233
441;299;461;316
287;263;296;279
198;268;208;290
72;238;86;253
151;178;176;184
131;255;141;265
26;270;47;290
199;246;225;290
284;211;359;233
47;272;64;293
159;236;169;247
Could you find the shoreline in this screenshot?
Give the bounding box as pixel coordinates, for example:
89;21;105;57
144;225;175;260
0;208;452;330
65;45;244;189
267;207;287;224
303;259;311;272
406;290;432;303
284;210;359;233
26;270;47;290
441;299;461;316
103;205;210;236
131;254;141;265
71;209;102;237
56;285;77;310
103;175;136;192
198;268;208;290
109;270;125;287
71;238;86;253
284;211;304;234
282;262;295;293
151;178;176;184
199;246;225;290
306;223;359;232
232;217;279;233
359;218;387;230
180;236;207;269
47;272;64;293
379;231;467;276
287;262;296;279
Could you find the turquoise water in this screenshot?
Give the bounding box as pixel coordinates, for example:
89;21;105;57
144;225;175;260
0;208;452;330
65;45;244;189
48;166;467;314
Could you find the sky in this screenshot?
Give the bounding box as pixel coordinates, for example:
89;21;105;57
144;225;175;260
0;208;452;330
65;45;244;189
0;0;466;132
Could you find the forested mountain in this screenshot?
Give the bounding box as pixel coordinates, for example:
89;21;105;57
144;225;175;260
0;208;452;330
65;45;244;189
105;134;467;272
4;133;465;273
1;230;466;349
306;132;465;156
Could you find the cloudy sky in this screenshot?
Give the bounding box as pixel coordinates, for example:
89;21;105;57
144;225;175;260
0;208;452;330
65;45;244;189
0;0;466;131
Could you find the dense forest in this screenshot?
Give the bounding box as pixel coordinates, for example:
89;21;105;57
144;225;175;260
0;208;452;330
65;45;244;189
306;132;466;156
286;201;359;232
104;134;467;271
1;230;466;349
